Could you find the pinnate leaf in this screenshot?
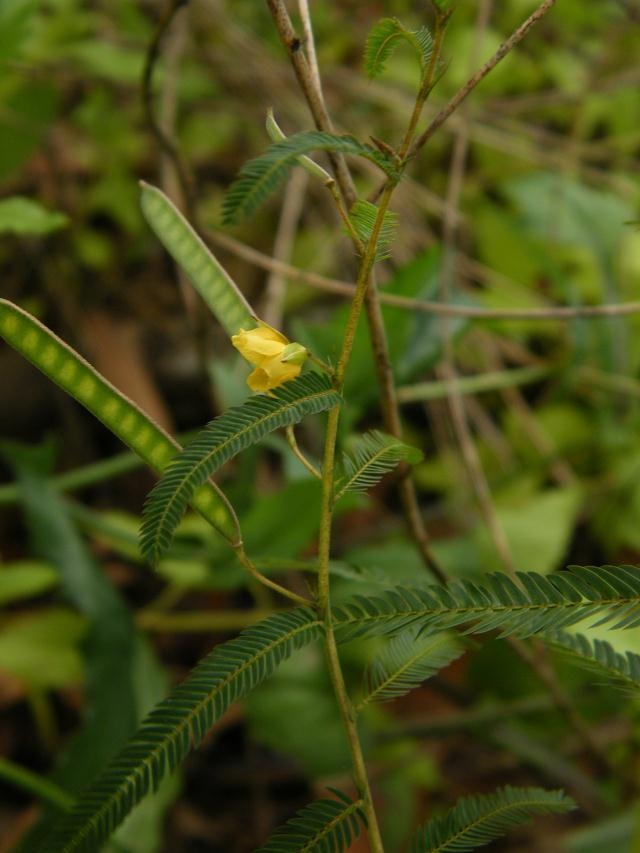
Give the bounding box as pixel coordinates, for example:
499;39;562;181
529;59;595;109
409;785;575;852
254;789;366;852
141;372;340;565
364;17;434;80
42;608;322;853
336;430;422;499
222;131;398;225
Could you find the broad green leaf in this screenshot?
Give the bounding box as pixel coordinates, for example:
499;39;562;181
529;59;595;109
0;560;59;605
42;608;322;853
0;83;59;181
0;196;68;235
336;430;423;499
140;372;340;565
0;0;37;64
565;810;638;853
505;172;634;263
0;608;86;689
7;443;140;784
0;298;239;544
7;445;176;853
476;486;582;575
254;790;366;852
246;644;350;778
222;131;398;224
409;785;575;852
140;183;254;335
363;17;433;80
333;565;640;642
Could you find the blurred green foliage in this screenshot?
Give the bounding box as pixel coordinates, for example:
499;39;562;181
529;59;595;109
1;0;640;850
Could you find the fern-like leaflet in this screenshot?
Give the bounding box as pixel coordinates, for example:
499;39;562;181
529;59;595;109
41;608;322;853
409;785;575;852
254;789;366;852
545;629;640;694
333;565;640;642
364;17;434;80
222;131;399;225
358;628;463;710
141;372;340;565
335;429;422;500
347;200;398;261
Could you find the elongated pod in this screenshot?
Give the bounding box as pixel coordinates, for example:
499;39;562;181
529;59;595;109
140;183;255;335
0;299;241;545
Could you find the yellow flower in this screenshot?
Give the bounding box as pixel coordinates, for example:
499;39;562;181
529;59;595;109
231;323;307;392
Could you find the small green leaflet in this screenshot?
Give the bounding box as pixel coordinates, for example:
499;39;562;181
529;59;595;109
364;17;434;80
359;629;464;709
347;199;398;261
254;789;366;852
409;786;575;852
335;430;423;500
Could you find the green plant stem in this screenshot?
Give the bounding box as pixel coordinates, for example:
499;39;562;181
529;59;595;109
236;546;311;607
406;0;558;161
0;451;143;506
137;607;275;633
0;756;73;811
316;182;403;853
396;9;448;160
285;425;322;479
397;364;552;403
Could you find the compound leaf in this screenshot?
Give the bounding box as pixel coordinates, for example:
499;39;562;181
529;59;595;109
333;566;640;642
254;789;366;852
42;608;322;853
409;785;575;852
545;629;640;694
222;131;398;225
364;17;434;80
141;372;340;565
360;629;463;709
336;430;422;499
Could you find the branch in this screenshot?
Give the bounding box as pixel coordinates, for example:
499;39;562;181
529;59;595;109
407;0;558;160
141;0;195;217
208;230;640;321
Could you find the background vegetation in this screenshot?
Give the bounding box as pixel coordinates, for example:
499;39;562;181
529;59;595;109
1;0;640;850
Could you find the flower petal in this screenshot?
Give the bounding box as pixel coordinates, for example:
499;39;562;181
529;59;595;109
232;327;287;363
247;357;302;392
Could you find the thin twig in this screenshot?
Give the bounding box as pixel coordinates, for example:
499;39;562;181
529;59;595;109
265;0;357;206
206;229;640;321
137;607;276;633
141;0;195;218
285;425;322;479
407;0;558;160
262;168;309;327
266;0;449;582
297;0;322;93
236;546;311;607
